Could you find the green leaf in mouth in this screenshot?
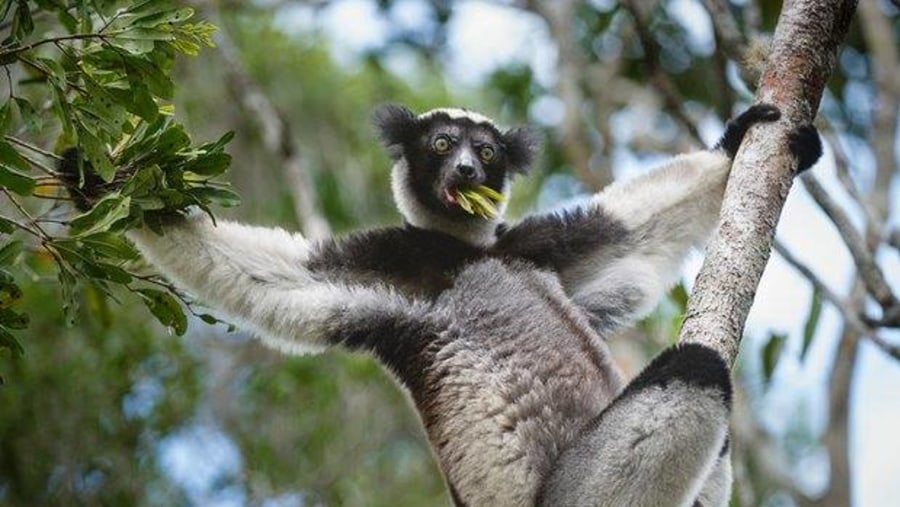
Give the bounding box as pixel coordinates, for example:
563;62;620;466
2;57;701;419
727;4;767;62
454;185;505;219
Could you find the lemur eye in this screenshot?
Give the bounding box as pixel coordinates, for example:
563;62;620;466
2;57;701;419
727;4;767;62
479;145;495;163
432;135;451;154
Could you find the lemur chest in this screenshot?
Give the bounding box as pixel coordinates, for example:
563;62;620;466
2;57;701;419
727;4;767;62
411;259;625;505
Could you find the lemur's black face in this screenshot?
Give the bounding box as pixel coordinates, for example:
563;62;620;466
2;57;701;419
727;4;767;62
373;104;539;221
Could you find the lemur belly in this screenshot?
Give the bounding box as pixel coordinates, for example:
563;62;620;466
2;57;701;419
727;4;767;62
414;259;626;506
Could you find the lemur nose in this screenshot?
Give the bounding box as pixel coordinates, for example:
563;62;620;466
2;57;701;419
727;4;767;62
457;164;477;180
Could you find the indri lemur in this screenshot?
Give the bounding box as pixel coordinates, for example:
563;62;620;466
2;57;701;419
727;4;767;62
64;104;821;506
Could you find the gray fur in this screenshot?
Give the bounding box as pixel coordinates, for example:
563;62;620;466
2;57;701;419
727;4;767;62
122;105;780;507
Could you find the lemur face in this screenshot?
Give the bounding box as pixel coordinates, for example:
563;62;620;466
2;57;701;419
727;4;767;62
374;105;539;222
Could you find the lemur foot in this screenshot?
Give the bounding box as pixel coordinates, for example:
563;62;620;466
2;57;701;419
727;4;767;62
716;104;781;158
788;124;822;173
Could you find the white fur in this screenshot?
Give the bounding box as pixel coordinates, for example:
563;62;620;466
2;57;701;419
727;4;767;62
127;213;410;354
417;107;498;128
696;450;733;507
563;150;731;324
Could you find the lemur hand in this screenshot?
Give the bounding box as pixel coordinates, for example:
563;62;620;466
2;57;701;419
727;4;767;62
57;148;124;211
715;104;781;158
787;124;822;173
715;104;821;173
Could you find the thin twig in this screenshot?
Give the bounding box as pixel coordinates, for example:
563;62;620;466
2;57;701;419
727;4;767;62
620;0;704;145
0;33;110;60
801;173;898;310
1;188;51;240
4;136;64;162
774;240;900;360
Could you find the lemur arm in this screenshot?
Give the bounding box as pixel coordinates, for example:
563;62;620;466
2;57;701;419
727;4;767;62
126;213;426;357
496;105;790;334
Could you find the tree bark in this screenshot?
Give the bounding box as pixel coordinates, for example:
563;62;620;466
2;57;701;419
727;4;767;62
678;0;858;366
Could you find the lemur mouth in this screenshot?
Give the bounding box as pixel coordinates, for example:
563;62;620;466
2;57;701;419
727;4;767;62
440;185;505;219
442;187;460;207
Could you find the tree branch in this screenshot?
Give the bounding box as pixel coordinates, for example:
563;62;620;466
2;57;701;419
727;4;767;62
678;0;858;366
774;240;900;359
205;8;331;239
801;173;897;310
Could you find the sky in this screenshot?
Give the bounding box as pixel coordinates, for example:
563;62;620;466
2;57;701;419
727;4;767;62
164;1;900;505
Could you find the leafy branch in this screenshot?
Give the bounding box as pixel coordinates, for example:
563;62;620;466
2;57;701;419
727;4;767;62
0;1;239;359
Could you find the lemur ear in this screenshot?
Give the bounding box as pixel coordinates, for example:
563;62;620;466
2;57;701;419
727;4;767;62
503;126;541;174
372;104;417;159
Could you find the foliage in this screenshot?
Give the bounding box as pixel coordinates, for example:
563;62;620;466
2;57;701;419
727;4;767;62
0;0;236;360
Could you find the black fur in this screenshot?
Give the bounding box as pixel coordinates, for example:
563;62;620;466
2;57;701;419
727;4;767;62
57;148;113;211
493;206;628;272
621;343;732;409
307;225;482;297
788;124;822;173
335;305;440;396
501;126;541;175
715;104;780;158
372;104;418;158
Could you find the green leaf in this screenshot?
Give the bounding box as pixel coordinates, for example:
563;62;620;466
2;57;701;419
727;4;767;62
80;232;140;261
182;152;231;176
57;9;78;33
14;1;34;40
0;216;15;234
800;288;823;360
0;326;24;357
122;55;174;99
189;186;241;208
198;313;219;325
58;267;78;326
0;101;10;132
762;333;786;384
0;139;30;171
0;239;22;265
0;270;22;307
0;164;35;195
0;307;28;329
77;128;115;181
137;288;187;336
107;36;155;55
133;7;194;27
69;194;132;236
13;97;41;133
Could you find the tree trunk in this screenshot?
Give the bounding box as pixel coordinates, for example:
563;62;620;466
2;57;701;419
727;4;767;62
678;0;858;366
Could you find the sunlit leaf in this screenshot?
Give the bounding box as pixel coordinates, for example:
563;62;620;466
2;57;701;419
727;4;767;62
69;194;132;236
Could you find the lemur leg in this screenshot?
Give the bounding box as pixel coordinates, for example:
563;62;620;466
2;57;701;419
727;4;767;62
538;344;732;507
694;445;733;507
127;213;427;357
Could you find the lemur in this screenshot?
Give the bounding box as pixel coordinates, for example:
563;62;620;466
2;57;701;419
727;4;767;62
63;103;821;506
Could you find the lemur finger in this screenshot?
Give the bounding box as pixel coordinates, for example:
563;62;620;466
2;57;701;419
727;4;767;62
788;124;822;174
715;103;781;158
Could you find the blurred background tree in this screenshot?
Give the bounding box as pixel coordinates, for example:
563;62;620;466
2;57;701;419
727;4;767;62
1;1;897;506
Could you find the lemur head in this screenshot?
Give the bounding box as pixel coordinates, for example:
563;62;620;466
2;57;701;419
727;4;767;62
373;104;539;246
